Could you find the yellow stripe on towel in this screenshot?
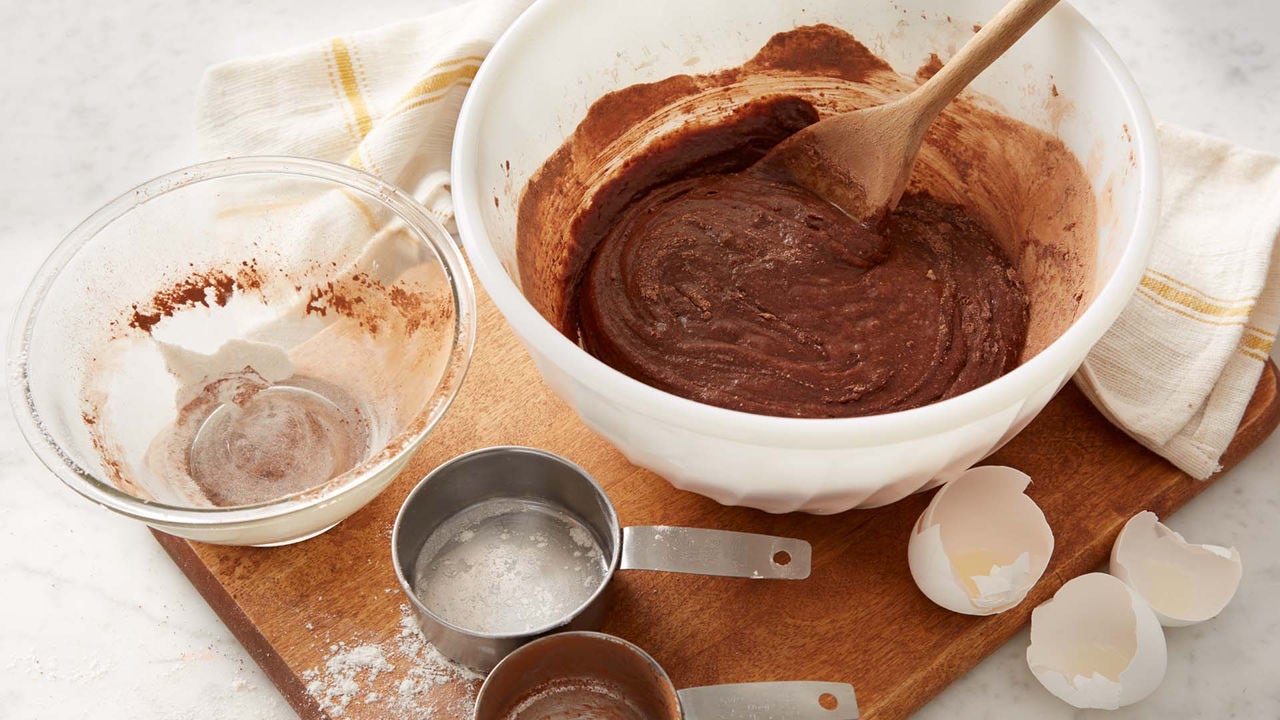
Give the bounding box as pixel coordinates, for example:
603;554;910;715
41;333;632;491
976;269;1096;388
389;62;483;120
1246;324;1278;341
1137;286;1247;328
1242;329;1275;356
1139;273;1255;319
331;38;375;141
394;56;485;107
1240;346;1269;363
1146;268;1259;306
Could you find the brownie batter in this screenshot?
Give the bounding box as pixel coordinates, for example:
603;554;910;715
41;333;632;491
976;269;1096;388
575;109;1027;417
518;25;1096;420
576;169;1024;415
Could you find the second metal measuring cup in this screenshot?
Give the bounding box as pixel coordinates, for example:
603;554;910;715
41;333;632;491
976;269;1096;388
391;446;812;671
474;631;859;720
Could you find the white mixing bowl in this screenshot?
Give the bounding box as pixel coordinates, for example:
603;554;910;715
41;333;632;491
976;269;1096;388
453;0;1159;512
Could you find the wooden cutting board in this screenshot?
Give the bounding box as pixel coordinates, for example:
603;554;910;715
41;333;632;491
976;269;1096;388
154;287;1280;720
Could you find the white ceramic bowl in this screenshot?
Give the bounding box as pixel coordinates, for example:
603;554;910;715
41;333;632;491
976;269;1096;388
453;0;1158;513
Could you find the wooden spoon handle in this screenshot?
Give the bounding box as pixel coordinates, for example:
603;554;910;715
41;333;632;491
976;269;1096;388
915;0;1061;119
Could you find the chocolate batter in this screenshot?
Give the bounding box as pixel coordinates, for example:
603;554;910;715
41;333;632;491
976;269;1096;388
579;168;1026;416
519;25;1095;419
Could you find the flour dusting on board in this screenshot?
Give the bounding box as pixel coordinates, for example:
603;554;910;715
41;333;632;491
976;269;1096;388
301;603;482;718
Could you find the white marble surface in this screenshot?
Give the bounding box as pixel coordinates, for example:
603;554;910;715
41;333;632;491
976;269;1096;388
1;1;1277;718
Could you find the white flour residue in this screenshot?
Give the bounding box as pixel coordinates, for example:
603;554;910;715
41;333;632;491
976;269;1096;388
302;644;392;717
410;499;609;635
301;603;482;719
568;525;597;550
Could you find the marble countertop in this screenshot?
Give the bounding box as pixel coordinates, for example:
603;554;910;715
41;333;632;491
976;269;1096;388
2;1;1277;717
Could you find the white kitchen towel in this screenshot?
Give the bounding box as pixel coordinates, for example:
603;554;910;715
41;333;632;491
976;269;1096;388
1077;124;1280;479
196;0;533;230
196;7;1280;480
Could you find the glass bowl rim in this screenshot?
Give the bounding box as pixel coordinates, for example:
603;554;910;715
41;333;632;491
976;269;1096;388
6;155;477;528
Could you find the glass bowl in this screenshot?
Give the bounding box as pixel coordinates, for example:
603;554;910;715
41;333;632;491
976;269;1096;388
8;157;475;545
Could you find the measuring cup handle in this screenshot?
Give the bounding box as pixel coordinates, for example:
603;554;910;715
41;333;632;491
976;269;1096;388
619;526;811;579
677;682;858;720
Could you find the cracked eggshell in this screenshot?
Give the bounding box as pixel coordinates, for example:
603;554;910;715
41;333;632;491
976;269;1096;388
1110;511;1243;627
907;466;1053;615
1027;572;1167;710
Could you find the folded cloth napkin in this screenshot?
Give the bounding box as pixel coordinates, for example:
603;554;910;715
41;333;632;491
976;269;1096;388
1077;124;1280;479
196;4;1280;480
196;0;533;230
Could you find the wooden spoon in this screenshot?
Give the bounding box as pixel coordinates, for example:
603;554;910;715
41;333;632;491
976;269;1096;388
754;0;1060;225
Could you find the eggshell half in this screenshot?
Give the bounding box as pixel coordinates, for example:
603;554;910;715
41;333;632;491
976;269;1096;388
907;466;1053;615
1110;511;1243;627
1027;572;1167;709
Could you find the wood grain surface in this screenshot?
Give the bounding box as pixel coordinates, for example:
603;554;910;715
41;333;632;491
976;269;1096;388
154;288;1280;720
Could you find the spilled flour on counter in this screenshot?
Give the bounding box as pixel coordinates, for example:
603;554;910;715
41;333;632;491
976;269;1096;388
301;603;482;718
304;644;392;715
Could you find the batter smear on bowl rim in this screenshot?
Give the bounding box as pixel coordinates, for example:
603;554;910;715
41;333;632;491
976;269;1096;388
518;25;1097;419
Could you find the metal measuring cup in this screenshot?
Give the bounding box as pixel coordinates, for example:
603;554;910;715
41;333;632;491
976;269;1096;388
391;446;811;671
474;631;858;720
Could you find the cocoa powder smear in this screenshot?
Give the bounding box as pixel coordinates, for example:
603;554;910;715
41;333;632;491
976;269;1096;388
125;259;266;333
518;25;1096;419
91;247;455;507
